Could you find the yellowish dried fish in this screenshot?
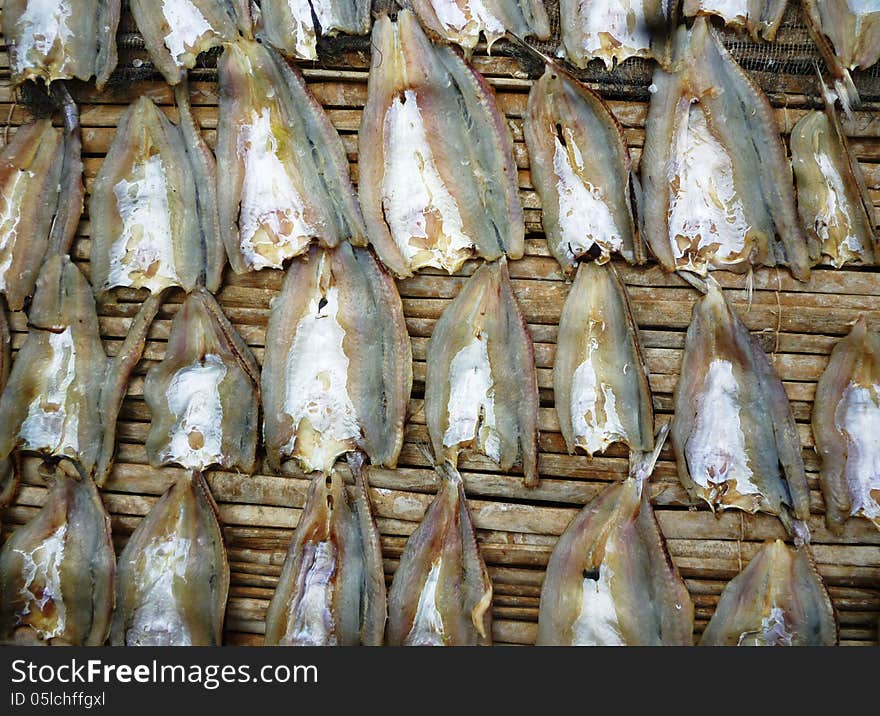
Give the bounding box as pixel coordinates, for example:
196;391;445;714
111;471;229;646
559;0;677;70
683;0;788;41
145;289;260;473
409;0;550;53
791;100;877;267
130;0;251;85
641;18;814;280
537;428;694;646
0;310;11;507
0;464;115;646
387;462;492;646
262;244;412;475
425;259;539;487
554;262;653;458
2;0;119;89
358;10;524;278
700;540;837;645
525;67;642;273
217;38;366;274
265;457;386;645
813;316;880;534
259;0;371;61
671;279;810;536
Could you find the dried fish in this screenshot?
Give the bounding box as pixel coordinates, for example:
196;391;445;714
700;540;837;645
791;102;877;267
0;464;115;646
130;0;250;85
0;106;83;312
558;0;677;70
259;0;371;61
802;0;880;114
813;317;880;534
409;0;550;52
524;67;642;273
671;279;810;535
683;1;788;41
554;262;653;458
641;18;813;280
359;10;524;278
2;0;119;89
537;429;694;646
91;95;216;297
216;38;366;274
265;457;386;645
387;462;492;646
145;289;260;473
262;244;412;475
425;259;539;487
111;471;229;646
0;309;11;508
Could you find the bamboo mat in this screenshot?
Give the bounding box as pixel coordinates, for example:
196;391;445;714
1;6;880;646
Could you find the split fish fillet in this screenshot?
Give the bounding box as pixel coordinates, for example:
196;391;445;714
259;0;371;61
537;429;694;646
802;0;880;113
813;316;880;534
145;288;260;473
700;539;837;645
387;462;493;646
683;0;788;41
130;0;251;85
524;67;643;273
409;0;550;53
558;0;677;70
111;471;229;646
791;100;878;268
554;262;653;458
641;17;814;280
671;278;810;536
425;259;539;487
265;457;386;645
216;38;366;274
262;244;412;475
0;464;115;646
2;0;119;89
358;10;524;278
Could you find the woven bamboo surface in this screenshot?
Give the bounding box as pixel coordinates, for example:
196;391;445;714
1;4;879;646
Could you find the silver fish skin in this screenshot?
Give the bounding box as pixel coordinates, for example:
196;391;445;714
554;262;653;458
265;458;386;645
802;0;880;114
111;471;229;646
90;96;208;298
558;0;677;70
2;0;119;89
641;18;813;280
409;0;550;53
525;67;642;273
537;432;694;646
671;279;810;534
0;463;115;646
425;259;539;487
358;10;524;278
813;316;880;534
129;0;250;85
683;0;788;41
387;462;492;646
791;103;878;268
258;0;371;61
700;539;837;646
216;38;366;274
262;244;412;475
144;288;260;473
